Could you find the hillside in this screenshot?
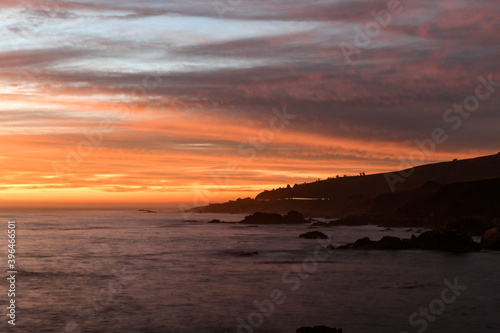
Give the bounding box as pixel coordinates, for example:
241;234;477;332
331;178;500;230
189;153;500;217
256;153;500;200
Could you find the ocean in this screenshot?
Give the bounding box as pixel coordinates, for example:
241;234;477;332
0;210;498;332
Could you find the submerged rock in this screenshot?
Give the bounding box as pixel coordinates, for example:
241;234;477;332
299;231;328;239
296;326;342;333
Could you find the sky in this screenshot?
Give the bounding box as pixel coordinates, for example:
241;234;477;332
0;0;499;208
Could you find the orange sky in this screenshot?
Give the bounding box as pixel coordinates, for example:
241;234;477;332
1;0;499;208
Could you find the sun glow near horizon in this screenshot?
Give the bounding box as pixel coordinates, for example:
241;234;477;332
1;0;499;206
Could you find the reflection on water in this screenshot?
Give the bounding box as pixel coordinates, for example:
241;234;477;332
0;210;498;332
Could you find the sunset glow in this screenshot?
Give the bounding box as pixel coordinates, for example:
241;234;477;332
1;0;499;207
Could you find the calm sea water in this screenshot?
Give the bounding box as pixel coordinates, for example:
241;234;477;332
0;210;498;333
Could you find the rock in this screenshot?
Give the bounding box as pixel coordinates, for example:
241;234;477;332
401;237;417;249
207;219;235;224
452;216;496;236
416;230;480;252
285;210;309;224
411;220;480;252
339;220;480;252
481;227;500;250
348;236;407;250
237;251;259;257
296;326;342;333
299;231;328;239
438;219;470;235
352;237;372;249
240;210;308;224
373;236;403;250
240;212;283;224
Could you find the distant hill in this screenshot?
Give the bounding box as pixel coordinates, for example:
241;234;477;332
189;153;500;217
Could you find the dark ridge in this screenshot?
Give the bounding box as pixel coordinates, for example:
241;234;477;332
189;153;500;218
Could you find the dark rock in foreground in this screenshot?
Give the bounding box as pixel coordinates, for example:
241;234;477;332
299;231;328;239
296;326;342;333
338;220;481;252
239;210;308;224
481;227;500;250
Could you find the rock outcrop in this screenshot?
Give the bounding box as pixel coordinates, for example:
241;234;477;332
299;231;328;239
239;210;308;224
338;221;481;252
